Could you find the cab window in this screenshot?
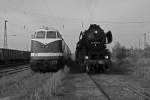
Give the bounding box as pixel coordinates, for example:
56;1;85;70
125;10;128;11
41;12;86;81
36;31;45;38
46;31;56;38
32;32;36;39
57;32;62;38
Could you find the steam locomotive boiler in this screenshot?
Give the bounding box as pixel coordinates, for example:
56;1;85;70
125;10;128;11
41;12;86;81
75;24;112;73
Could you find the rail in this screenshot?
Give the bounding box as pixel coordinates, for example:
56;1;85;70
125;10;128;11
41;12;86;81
126;84;150;100
0;65;30;77
88;73;150;100
87;74;111;100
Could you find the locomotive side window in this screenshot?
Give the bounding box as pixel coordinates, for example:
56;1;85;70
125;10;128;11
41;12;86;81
57;32;62;38
34;32;36;38
46;31;56;38
36;31;45;38
32;32;36;39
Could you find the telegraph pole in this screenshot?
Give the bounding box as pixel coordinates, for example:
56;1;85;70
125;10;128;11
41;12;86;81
82;22;84;28
144;33;147;49
143;33;147;78
139;39;141;49
4;20;8;48
81;22;84;30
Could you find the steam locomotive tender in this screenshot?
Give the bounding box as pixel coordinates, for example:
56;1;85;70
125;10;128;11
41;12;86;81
75;24;112;73
30;27;71;72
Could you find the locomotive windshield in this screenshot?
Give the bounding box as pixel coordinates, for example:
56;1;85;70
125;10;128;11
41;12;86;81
46;31;56;38
36;31;46;38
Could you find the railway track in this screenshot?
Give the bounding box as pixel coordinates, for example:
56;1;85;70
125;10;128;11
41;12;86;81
88;74;150;100
87;74;111;100
0;65;30;77
126;83;150;100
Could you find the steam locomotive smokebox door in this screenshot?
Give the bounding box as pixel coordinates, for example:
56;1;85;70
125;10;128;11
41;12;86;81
106;31;112;44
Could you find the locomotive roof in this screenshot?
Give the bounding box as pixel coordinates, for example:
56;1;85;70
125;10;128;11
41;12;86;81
35;28;59;32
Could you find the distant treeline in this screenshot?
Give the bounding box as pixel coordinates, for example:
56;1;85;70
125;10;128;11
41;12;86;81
112;42;150;60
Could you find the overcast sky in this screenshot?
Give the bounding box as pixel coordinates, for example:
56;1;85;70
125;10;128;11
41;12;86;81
0;0;150;52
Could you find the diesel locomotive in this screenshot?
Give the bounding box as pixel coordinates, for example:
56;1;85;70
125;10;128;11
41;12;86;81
75;24;112;73
30;27;71;72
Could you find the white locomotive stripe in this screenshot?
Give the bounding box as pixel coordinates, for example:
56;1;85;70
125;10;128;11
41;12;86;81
31;53;63;57
31;39;62;45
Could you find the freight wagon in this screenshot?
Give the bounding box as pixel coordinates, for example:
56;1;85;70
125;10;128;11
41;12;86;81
0;48;30;65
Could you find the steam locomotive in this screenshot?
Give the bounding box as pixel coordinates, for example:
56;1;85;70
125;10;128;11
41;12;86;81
75;24;112;73
30;27;71;72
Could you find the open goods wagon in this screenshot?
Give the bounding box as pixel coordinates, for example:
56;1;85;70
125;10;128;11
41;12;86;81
0;48;30;65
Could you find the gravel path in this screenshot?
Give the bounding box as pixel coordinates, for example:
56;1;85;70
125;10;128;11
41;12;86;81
47;72;149;100
49;73;108;100
92;74;147;100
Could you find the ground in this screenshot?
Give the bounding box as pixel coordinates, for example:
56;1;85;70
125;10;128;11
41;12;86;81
0;58;150;100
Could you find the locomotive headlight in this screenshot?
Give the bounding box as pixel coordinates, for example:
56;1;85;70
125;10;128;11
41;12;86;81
105;56;109;59
94;30;98;34
85;56;89;59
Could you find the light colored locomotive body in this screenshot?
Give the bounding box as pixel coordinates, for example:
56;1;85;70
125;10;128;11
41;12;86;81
30;28;71;72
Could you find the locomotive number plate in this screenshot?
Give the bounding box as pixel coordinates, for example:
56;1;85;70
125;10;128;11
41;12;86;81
34;53;38;56
98;60;104;64
91;42;101;44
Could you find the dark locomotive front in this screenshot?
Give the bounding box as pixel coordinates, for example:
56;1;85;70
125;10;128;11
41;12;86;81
75;24;112;73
